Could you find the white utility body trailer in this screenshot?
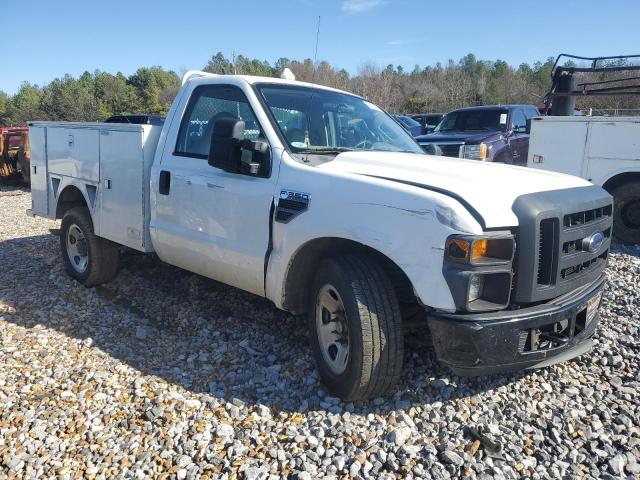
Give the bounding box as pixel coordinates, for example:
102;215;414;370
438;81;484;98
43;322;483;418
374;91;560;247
28;72;613;400
527;116;640;244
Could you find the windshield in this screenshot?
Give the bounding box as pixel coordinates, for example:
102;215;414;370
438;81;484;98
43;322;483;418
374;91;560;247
256;84;424;154
397;115;420;128
435;109;509;133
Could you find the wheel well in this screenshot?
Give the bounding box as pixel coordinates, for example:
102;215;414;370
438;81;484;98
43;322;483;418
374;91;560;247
282;237;416;315
602;172;640;194
56;186;88;219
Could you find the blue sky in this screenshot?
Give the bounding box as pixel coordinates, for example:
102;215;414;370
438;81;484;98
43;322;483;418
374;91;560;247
1;0;638;94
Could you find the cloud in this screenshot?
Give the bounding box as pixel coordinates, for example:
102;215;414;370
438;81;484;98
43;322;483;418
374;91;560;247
341;0;384;14
385;38;420;46
385;40;409;46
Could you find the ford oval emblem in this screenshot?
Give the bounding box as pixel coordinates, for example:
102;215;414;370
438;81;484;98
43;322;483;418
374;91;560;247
584;232;605;253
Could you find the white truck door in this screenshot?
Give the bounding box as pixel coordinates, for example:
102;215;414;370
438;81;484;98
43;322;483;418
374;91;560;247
151;84;277;296
585;119;640;185
528;118;589;177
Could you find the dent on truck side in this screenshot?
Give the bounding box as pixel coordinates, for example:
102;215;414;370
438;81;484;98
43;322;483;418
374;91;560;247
265;156;484;313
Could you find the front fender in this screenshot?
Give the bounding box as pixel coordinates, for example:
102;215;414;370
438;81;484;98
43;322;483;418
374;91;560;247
265;161;484;312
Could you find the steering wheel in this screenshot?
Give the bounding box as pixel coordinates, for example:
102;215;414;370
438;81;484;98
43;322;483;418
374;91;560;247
354;139;374;150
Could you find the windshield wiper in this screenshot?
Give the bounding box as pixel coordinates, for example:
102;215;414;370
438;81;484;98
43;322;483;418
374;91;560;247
294;147;354;154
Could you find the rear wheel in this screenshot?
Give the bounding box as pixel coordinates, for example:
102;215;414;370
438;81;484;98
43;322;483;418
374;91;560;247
308;253;404;401
60;207;119;286
611;182;640;245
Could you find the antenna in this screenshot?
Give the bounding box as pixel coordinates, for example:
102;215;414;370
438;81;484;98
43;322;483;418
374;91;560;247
312;16;321;82
232;49;237;75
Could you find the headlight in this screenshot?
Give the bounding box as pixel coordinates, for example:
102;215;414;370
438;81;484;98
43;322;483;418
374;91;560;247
462;143;487;160
443;233;515;312
421;144;440;155
445;236;514;265
468;274;484;302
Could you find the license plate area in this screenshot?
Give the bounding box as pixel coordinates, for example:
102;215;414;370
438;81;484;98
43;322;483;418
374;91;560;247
520;318;571;352
576;291;603;334
519;290;602;353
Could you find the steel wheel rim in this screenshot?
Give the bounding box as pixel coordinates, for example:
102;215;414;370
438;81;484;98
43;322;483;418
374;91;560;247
621;199;640;229
66;224;88;273
316;284;349;375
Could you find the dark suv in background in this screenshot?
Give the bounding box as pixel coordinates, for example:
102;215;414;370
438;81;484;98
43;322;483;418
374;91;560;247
394;115;423;137
415;105;539;165
410;113;444;134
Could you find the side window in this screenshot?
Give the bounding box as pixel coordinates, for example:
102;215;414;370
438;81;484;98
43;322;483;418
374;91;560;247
511;109;527;131
175;85;261;158
525;107;539;119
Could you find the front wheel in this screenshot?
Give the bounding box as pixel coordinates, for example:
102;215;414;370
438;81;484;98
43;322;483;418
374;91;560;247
60;207;119;286
308;253;404;401
612;182;640;245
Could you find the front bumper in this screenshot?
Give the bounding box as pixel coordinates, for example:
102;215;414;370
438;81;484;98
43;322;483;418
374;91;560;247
427;275;605;376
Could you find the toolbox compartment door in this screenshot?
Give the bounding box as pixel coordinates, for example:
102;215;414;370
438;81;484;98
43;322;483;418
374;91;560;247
28;126;49;216
98;128;146;250
47;127;100;182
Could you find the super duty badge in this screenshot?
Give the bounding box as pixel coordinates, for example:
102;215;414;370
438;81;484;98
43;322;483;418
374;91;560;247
275;190;310;223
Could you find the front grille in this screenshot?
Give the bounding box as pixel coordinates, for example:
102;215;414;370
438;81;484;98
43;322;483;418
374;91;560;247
420;142;462;157
537;218;558;285
512;186;613;304
563;227;611;254
440;144;463;157
564;205;612;228
535;206;612;288
561;251;608;279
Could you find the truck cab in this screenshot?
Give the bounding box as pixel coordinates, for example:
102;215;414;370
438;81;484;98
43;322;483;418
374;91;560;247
28;72;612;400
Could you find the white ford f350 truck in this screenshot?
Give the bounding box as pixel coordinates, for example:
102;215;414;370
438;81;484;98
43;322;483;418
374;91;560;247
28;71;613;400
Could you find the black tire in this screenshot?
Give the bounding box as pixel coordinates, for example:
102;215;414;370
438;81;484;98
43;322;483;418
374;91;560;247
60;207;119;286
611;182;640;245
493;150;510;164
308;253;404;401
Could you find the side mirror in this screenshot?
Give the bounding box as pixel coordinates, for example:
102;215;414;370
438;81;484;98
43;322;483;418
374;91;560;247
208;117;271;176
208;117;245;173
525;118;532;134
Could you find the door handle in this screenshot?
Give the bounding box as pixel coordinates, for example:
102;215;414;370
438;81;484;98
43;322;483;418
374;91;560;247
159;170;171;195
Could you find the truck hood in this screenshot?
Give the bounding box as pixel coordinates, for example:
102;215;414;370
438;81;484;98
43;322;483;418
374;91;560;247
415;131;500;144
317;151;592;229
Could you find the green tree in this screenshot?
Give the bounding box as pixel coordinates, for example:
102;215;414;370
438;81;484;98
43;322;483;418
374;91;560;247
0;90;9;126
94;71;137;119
41;73;99;121
234;55;276;76
127;67;180;114
203;52;233;74
8;82;44;124
403;95;427;113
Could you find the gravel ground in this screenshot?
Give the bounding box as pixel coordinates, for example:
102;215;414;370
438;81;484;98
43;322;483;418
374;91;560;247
1;185;639;480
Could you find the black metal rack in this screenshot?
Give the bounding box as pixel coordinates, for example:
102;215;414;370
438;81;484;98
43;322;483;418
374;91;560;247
544;54;640;115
